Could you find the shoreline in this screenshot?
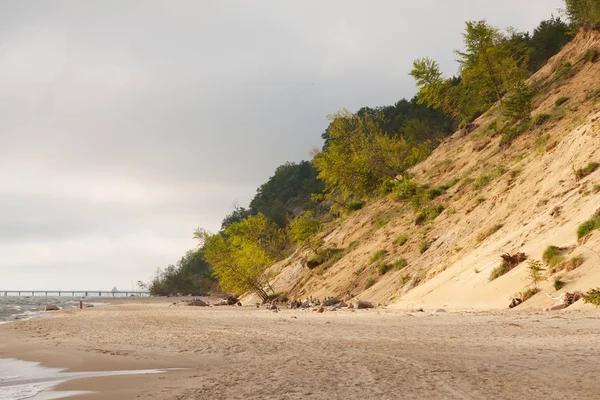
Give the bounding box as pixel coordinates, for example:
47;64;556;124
1;299;599;399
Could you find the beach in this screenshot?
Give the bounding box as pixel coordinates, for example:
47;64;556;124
1;299;599;399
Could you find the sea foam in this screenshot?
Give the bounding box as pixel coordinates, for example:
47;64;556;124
0;358;166;399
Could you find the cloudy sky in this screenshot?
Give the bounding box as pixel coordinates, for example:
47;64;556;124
1;0;564;290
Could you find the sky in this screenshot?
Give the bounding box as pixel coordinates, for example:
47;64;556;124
0;0;565;290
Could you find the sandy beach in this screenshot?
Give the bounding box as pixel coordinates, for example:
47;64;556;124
1;299;599;399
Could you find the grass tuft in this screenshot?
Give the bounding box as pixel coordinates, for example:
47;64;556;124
370;249;388;263
574;162;599;180
394;258;408;270
394;234;408;246
365;276;377;289
555;96;570;106
577;209;600;239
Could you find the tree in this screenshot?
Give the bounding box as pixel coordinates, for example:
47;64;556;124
529;17;573;72
527;259;546;289
565;0;600;29
147;249;215;296
197;213;289;302
313;110;430;202
457;21;528;105
289;211;323;255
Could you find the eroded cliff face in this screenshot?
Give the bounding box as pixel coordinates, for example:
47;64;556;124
248;30;600;310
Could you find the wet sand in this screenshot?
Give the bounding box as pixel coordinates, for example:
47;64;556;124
1;299;599;399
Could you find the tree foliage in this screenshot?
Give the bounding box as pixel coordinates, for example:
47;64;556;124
565;0;600;29
289;211;323;255
197;213;289;302
313;110;430;202
148;250;215;296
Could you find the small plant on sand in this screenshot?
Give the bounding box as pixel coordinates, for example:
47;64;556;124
532;113;551;126
419;240;430;254
520;287;540;302
394;234;408;246
415;204;445;225
555;96;570;106
553;276;566;291
527;259;546;290
473;267;481;274
476;223;503;243
593;184;600;193
542;245;561;264
577;209;600;239
472;174;492;190
378;263;392;275
370;249;388;263
582;288;600;306
394;258;408;271
365;276;377;289
554;61;573;82
489;252;527;281
584;48;598;63
574;162;599;180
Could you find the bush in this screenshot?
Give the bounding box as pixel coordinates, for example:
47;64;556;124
490;261;511;281
394;258;408;270
472;174;492;190
582;288;600;306
348;202;365;211
489;252;527;281
584;48;598;63
532;113;551;126
378;263;392;275
555;96;570;106
500;119;532;146
577;209;600;239
365;276;377;289
553;277;566;291
307;248;344;269
419;240;430;254
370;249;388;263
394;234;408;246
476;223;503;243
574;162;599;180
415;204;445;225
542;245;561;264
554;62;573;82
502;83;533;122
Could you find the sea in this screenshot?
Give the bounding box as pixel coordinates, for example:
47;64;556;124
0;295;141;399
0;296;88;323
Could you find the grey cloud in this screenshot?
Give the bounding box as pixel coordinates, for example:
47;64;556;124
0;0;564;289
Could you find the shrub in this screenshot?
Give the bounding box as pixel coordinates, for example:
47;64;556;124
520;288;540;302
535;133;550;153
582;288;600;306
394;258;408;270
472;174;492;190
476;224;503;243
502;82;533;122
415;204;445;225
553;277;566;291
584;48;598;63
419;240;430;254
348;202;365;211
500;119;532;146
532;113;551;126
307;248;344;269
527;259;546;289
489;252;527;281
574;162;599;180
555;96;570;106
378;263;392;275
490;261;510;281
542;245;561;265
370;249;388;263
554;61;573;82
577;209;600;239
365;276;377;289
394;234;408;246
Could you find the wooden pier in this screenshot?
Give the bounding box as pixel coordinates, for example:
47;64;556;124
0;290;150;297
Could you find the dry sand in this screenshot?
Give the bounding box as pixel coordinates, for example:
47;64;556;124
1;299;599;399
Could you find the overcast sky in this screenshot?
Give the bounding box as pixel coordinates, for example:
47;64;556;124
0;0;564;290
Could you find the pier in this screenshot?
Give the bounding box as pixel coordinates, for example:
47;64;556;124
0;290;150;297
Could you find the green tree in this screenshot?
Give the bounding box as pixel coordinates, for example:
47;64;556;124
196;213;289;302
457;21;528;105
529;17;574;71
313;110;429;202
147;249;215;296
289;211;323;255
565;0;600;29
527;259;546;289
